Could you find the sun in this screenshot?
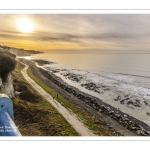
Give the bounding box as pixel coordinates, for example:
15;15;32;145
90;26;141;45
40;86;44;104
16;18;34;33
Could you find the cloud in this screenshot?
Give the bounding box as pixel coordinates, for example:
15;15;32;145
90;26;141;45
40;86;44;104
1;14;150;50
0;29;81;43
32;32;81;42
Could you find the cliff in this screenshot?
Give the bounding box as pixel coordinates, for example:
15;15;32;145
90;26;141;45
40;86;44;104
0;51;16;98
8;48;43;56
0;73;14;98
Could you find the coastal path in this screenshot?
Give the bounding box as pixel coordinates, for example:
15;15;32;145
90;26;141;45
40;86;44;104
20;62;95;136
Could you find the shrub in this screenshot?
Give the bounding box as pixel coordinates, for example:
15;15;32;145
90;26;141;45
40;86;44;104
0;52;16;82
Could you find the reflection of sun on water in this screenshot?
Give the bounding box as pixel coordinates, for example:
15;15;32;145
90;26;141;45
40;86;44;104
16;18;34;33
24;56;31;60
16;56;31;60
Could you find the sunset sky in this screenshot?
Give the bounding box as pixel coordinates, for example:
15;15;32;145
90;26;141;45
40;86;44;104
1;14;150;51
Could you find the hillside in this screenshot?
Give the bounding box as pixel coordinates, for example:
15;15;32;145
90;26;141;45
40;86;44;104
12;61;79;136
0;51;16;97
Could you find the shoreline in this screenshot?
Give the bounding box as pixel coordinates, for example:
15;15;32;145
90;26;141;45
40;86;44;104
22;59;150;136
36;58;150;127
20;61;95;136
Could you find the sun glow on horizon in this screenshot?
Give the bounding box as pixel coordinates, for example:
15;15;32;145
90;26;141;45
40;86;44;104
16;18;34;33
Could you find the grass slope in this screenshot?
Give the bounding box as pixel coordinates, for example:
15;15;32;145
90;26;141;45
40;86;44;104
12;61;79;136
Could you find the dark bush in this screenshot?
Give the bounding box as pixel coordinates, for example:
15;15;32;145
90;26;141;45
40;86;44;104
0;52;16;82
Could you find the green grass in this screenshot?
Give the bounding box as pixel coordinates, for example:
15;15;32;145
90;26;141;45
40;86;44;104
12;61;79;136
12;96;79;136
15;60;25;73
27;66;114;136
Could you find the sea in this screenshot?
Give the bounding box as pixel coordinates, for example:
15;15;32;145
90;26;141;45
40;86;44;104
30;50;150;126
31;50;150;87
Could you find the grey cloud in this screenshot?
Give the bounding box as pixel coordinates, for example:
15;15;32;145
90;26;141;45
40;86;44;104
86;32;150;41
33;32;81;42
0;30;81;43
1;28;150;45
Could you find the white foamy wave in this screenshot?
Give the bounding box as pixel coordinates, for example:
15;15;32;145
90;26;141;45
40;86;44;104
81;72;150;99
44;63;72;71
102;74;135;83
64;69;145;98
120;84;150;99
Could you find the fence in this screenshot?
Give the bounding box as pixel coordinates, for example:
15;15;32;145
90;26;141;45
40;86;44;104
0;94;21;136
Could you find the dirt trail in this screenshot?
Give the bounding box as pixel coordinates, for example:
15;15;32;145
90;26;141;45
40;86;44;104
20;62;95;136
